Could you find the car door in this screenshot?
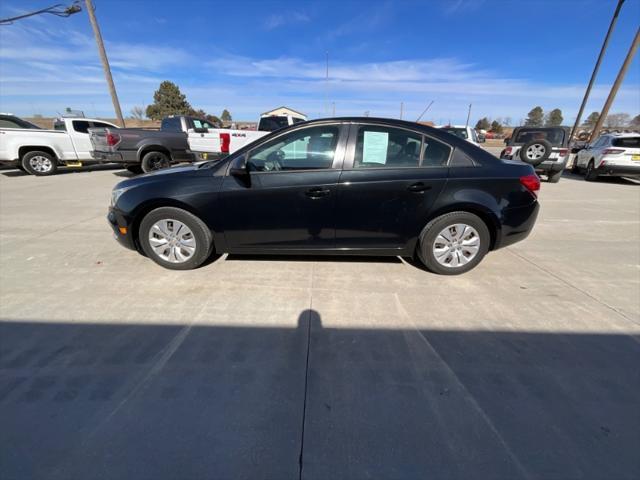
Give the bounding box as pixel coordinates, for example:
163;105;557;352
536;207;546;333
334;123;450;250
187;118;220;153
68;120;94;159
219;123;347;250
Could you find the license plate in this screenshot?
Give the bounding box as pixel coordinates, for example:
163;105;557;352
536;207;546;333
632;154;640;161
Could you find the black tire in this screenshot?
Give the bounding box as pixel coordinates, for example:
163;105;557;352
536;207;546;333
125;165;143;174
21;151;58;176
418;211;490;275
141;151;171;173
519;139;552;166
139;207;213;270
547;170;563;183
584;160;598;182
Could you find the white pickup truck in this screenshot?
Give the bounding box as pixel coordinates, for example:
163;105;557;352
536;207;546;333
189;111;308;156
0;115;119;175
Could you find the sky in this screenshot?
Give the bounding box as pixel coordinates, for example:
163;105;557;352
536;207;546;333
0;0;638;125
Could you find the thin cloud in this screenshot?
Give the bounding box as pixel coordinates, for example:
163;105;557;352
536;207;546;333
263;11;310;30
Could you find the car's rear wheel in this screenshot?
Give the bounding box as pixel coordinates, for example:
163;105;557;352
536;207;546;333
21;151;58;176
141;151;171;173
584;160;599;181
139;207;213;270
418;211;490;275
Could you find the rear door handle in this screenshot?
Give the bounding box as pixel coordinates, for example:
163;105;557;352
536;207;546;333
407;182;432;193
305;187;331;198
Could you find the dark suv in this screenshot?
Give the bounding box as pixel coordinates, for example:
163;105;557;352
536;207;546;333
500;127;570;183
107;118;540;275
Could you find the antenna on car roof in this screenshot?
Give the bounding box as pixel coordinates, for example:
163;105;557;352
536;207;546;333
415;100;434;122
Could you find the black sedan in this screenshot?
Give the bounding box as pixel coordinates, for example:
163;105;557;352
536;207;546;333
107;117;540;275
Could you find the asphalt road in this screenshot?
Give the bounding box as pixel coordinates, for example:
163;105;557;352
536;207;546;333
0;161;639;479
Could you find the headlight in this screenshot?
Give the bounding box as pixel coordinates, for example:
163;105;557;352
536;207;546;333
110;187;131;207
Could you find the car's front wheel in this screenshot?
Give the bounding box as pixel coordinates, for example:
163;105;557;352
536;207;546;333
139;207;213;270
418;211;490;275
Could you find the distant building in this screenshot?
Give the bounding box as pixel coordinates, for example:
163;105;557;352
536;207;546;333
261;106;307;120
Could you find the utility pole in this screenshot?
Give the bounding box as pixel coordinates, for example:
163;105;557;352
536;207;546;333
589;26;639;142
400;102;404;120
570;0;624;142
465;103;472;128
85;0;125;126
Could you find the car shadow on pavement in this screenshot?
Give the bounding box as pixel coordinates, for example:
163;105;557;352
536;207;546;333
560;172;640;186
225;254;402;264
1;313;638;480
1;165;124;178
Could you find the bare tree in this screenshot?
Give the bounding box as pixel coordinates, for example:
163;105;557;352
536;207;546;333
130;106;145;120
604;112;630;128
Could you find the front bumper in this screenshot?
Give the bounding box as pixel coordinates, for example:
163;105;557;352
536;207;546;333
107;207;137;250
596;163;640;177
494;201;540;250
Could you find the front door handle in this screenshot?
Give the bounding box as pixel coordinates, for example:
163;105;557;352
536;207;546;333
305;187;331;198
407;182;432;193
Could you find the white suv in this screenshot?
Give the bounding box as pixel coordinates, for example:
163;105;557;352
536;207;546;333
573;133;640;181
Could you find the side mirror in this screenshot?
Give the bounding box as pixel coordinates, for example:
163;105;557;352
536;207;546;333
503;137;511;145
229;155;248;177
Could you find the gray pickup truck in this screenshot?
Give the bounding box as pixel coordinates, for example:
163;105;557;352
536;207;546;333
90;116;219;173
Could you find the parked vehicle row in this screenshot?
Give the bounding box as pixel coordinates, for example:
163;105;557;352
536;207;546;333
107;117;540;274
0;111;307;176
0;115;119;175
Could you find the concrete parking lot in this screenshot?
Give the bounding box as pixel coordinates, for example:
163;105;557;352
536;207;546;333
1;161;639;479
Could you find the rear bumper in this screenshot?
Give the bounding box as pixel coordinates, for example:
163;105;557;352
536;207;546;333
494;201;540;250
596;163;640;177
107;207;137;250
535;158;568;174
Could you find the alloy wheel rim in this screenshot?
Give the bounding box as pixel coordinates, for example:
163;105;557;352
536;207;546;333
526;144;545;160
148;219;196;263
29;155;52;173
150;155;169;170
433;223;480;268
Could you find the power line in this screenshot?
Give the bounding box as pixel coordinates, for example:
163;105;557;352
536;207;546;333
0;2;81;25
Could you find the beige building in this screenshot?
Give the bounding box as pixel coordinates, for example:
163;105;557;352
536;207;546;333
261;106;307;120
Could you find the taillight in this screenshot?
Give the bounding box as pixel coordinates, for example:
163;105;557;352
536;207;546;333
558;148;568;156
106;130;120;147
220;133;230;154
602;148;624;155
504;147;513;155
520;174;540;197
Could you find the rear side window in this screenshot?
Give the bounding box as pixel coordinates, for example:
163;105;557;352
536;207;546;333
422;136;452;167
258;116;289;132
612;137;640;148
54;121;66;131
354;126;422;168
72;120;91;133
161;117;182;132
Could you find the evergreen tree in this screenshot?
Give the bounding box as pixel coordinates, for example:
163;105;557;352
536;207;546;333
524;106;544;127
146;81;192;120
545;108;563;126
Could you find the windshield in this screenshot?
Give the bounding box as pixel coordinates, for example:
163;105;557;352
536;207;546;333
441;127;468;139
612;137;640;148
514;128;565;145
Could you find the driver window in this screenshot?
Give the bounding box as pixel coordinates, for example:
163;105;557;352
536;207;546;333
247;126;339;172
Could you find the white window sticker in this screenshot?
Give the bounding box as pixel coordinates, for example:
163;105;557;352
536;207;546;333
363;131;389;164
